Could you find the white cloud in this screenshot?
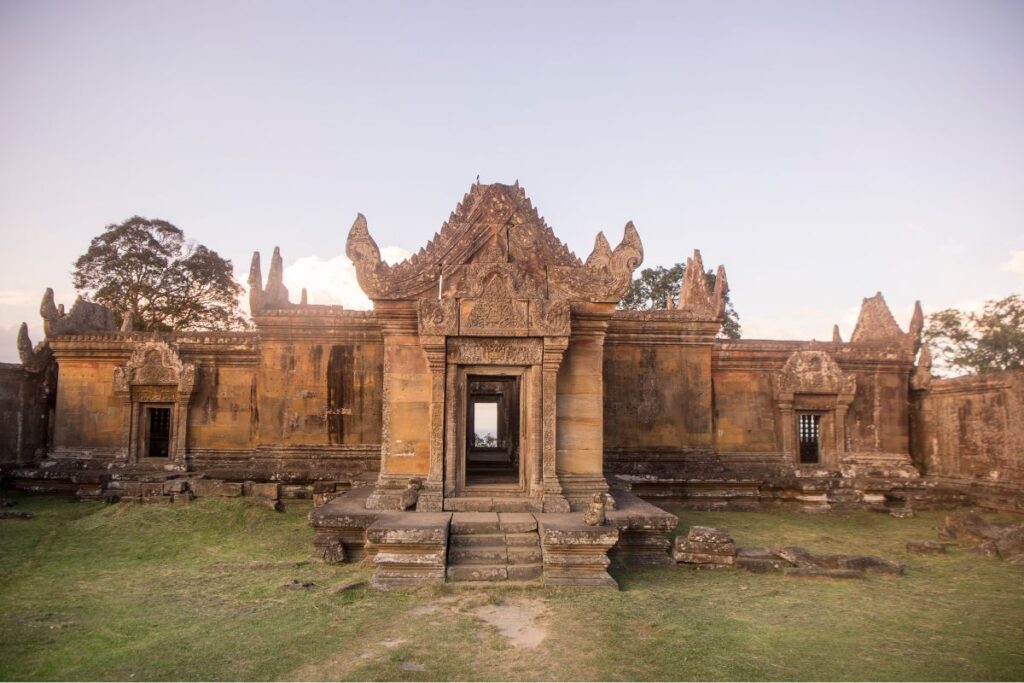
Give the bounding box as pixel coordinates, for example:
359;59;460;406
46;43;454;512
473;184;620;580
0;289;31;306
1001;250;1024;279
281;246;411;309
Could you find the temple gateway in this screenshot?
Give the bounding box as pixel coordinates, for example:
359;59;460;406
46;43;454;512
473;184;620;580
6;181;1014;589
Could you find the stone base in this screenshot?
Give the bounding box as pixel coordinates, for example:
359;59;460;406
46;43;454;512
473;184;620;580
607;489;678;566
367;512;451;590
307;488;381;562
536;514;620;588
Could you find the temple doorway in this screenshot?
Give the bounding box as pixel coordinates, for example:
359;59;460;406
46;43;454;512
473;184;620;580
465;375;520;486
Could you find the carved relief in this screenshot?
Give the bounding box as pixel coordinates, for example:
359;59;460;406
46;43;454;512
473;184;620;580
529;299;571;336
115;341;197;393
344;182;643;303
459;298;530;336
447;338;543;365
417;299;459;336
775;350;856;397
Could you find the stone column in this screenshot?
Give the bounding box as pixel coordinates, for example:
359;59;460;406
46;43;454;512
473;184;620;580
541;336;570;512
778;398;795;462
417;335;445;511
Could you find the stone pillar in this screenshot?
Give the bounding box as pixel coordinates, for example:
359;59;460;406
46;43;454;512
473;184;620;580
417;335;445;511
835;402;849;454
779;399;795;461
542;336;570;512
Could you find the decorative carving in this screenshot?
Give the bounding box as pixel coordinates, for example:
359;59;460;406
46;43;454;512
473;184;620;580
776;350;856;397
447;338;543;365
345;183;644;303
911;345;933;391
417;299;458;336
850;292;921;353
39;288;116;338
832;325;843;343
583;492;611;526
249;247;292;312
17;323;52;374
114;341;198;395
678;249;711;310
460;297;529;336
548;222;644;302
529;300;571;336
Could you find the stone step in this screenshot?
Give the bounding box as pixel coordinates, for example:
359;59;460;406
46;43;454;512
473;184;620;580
498;512;537;533
506;546;543;565
450;512;501;534
445;563;543;582
448;546;507;565
505;532;541;547
446;564;508;582
451;533;506;547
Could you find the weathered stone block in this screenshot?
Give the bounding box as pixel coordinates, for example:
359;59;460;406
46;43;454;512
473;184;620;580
191;479;243;498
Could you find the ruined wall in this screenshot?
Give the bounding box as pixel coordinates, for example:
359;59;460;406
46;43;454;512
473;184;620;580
52;358;125;454
602;314;717;476
912;370;1024;488
0;363;49;465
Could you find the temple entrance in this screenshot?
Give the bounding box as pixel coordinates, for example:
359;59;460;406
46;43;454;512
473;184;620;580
465;375;520;486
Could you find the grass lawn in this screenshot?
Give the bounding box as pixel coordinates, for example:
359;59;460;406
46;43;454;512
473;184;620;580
1;493;1022;681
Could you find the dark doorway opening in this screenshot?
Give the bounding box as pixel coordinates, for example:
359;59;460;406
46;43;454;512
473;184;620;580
144;406;172;458
465;375;520;486
798;413;820;464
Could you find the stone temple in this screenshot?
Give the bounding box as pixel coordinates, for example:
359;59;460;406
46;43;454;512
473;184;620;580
1;181;1021;588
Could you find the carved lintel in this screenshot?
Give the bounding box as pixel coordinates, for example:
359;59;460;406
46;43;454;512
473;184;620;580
447;338;543;366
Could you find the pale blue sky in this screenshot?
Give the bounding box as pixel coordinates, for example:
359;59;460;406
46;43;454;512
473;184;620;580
1;0;1022;360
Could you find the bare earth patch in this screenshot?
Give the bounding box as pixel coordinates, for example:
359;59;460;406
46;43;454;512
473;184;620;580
469;598;548;648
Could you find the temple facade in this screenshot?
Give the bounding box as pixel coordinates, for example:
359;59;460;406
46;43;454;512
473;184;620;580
4;181;1018;586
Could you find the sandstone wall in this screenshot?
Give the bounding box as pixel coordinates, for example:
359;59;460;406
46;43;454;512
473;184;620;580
0;362;48;465
912;370;1024;488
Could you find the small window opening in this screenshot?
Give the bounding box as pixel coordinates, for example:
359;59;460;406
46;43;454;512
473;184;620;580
798;413;820;464
145;406;171;458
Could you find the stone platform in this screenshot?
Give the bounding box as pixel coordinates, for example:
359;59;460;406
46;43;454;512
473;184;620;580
308;488;679;589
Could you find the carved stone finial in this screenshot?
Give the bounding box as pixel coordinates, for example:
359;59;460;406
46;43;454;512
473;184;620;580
120;315;133;333
585;232;613;269
40;288;59;322
346;213;382;266
17;322;52;374
911;344;933;391
908;300;924;354
850;292;904;343
16;323;33;363
300;288;308;305
262;246;290;308
247;251;263;313
832;325;843;343
678;249;711;311
710;264;729;318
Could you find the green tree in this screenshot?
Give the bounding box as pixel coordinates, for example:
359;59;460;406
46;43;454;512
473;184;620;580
924;294;1024;376
619;263;741;339
72;216;246;331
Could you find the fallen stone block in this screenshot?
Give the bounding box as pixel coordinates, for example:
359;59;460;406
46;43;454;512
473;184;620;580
190;479;243;498
736;556;789;573
906;540;948;554
783;567;864;580
244;481;280;500
674;550;736;565
771;545;817;568
687;526;732;543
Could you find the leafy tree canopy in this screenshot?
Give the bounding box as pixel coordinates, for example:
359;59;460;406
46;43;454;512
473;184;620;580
619;263;741;339
72;216;246;331
924;294;1024;376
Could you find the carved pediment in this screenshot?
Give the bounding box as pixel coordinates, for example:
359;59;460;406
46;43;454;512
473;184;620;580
346;182;643;303
114;341;197;395
776;350;856;397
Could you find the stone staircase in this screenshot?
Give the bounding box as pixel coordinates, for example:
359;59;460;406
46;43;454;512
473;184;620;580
446;512;543;583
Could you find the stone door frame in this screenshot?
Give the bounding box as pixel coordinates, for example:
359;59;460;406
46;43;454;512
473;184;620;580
447;364;537;499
